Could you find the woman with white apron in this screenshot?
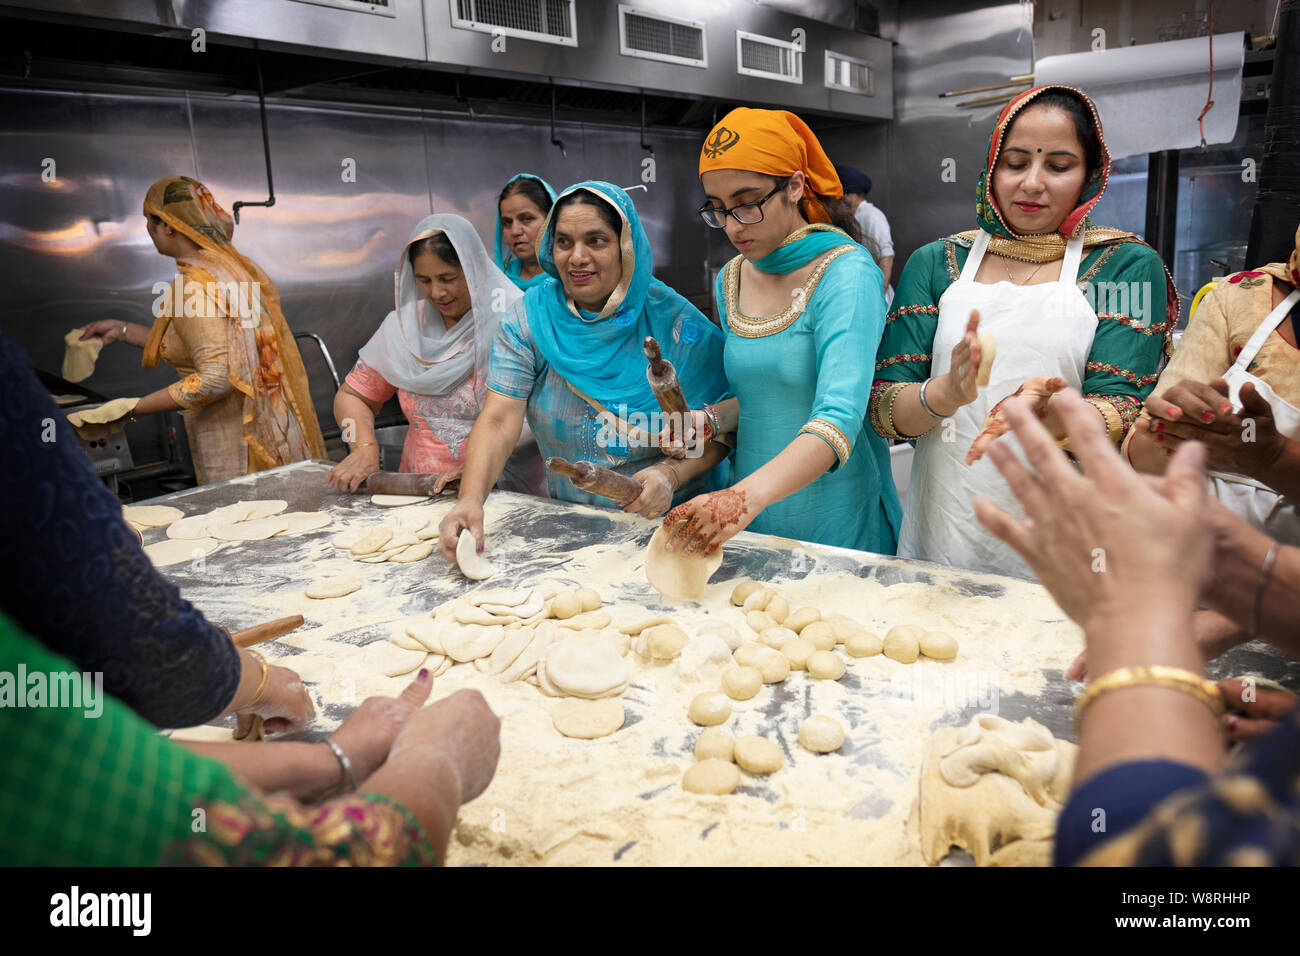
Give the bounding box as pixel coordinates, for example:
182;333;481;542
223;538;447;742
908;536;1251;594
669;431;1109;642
1123;226;1300;546
870;85;1177;579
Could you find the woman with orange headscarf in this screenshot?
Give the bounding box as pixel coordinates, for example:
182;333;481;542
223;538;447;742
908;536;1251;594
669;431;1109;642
660;108;902;555
79;176;325;484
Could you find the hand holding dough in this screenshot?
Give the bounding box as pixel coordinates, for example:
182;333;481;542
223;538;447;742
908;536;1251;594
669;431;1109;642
455;528;495;581
965;376;1068;466
645;526;723;600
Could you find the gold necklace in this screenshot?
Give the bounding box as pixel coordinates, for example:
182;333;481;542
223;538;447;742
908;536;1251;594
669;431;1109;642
1003;259;1047;285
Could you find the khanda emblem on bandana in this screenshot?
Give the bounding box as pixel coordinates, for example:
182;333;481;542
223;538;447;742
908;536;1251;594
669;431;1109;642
703;126;741;158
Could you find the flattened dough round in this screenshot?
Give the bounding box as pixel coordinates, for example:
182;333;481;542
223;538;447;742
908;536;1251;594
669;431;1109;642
388;541;435;563
66;396;138;427
734;735;783;774
210;515;292;541
694;727;735;761
122;504;184;528
144;536;221;567
304;574;362;599
683;758;740;795
645;526;723;600
552;698;625;739
455;528;495;581
371;494;431;507
274;511;333;536
545;635;629;698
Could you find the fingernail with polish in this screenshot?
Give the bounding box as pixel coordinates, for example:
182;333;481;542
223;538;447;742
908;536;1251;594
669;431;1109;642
1227;715;1238;732
1155;434;1164;442
1153;421;1164;432
419;668;429;679
1202;411;1215;423
1219;404;1232;414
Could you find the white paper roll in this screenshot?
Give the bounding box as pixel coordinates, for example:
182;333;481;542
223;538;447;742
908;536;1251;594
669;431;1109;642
1034;32;1244;159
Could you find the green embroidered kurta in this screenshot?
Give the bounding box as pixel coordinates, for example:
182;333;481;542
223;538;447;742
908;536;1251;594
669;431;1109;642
870;236;1175;438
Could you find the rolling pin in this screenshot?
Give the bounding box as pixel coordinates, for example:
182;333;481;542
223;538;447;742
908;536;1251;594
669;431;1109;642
229;615;305;648
359;472;454;496
547;457;642;506
643;336;690;419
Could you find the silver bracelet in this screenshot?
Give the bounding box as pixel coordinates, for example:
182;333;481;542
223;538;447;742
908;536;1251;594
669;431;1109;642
1251;542;1280;639
326;737;359;792
917;378;943;419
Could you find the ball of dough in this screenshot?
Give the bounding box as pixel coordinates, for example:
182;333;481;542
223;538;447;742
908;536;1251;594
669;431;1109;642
742;587;774;612
781;638;816;670
758;625;797;650
550;591;582;620
920;630;959;661
647;623;690;661
807;650;846;680
734;735;783;774
798;715;845;753
575;587;603;613
752;647;790;683
694;727;735;761
784;607;822;634
688;691;732;726
730;580;762;606
801;620;836;651
746;610;776;634
721;665;763;700
883;625;921;664
845;631;884;657
765;594;790;624
824;614;863;641
733;641;766;668
683;758;741;794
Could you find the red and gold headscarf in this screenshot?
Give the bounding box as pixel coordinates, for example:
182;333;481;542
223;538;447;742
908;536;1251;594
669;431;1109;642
698;108;842;224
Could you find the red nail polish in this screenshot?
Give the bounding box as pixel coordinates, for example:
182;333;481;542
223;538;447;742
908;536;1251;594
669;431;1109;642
419;668;429;679
1164;448;1173;456
1202;411;1215;423
1153;421;1164;432
1219;404;1232;414
1227;715;1238;732
1167;407;1180;418
1155;434;1164;442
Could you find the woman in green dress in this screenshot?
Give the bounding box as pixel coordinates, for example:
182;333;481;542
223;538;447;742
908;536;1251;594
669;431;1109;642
661;107;901;555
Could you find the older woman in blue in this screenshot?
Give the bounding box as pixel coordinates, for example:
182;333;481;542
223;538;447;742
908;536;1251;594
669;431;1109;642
439;181;734;555
661;108;901;555
495;173;557;291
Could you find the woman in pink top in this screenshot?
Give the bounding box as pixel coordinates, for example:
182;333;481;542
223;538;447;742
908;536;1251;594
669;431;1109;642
325;214;545;495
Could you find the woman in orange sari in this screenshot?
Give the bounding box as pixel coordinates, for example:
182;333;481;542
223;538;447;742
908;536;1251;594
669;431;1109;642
80;176;325;483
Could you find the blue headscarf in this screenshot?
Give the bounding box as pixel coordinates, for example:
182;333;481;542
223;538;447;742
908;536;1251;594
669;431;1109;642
526;181;731;417
494;173;558;291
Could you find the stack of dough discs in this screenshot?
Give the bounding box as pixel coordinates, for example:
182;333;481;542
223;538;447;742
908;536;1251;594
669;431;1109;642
552;698;625;739
543;635;629;699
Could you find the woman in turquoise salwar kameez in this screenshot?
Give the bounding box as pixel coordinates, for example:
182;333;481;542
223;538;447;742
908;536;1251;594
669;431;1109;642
438;181;735;557
661;108;902;556
495;173;557;291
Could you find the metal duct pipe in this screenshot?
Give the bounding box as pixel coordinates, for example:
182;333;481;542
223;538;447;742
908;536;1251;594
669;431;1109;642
1246;0;1300;265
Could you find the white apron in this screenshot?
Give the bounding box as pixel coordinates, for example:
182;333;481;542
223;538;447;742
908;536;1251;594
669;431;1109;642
1208;288;1300;545
898;230;1099;579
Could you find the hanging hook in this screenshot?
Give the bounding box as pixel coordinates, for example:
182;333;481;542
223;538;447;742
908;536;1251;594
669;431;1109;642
550;86;567;158
232;44;276;224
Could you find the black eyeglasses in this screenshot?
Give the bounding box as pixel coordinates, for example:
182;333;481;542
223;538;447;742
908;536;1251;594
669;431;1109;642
698;184;785;228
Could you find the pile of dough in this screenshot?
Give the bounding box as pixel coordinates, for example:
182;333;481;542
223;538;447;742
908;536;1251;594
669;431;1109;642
167;500;333;543
540;634;629;699
917;714;1076;866
329;516;435;564
62;328;103;383
645;526;723;600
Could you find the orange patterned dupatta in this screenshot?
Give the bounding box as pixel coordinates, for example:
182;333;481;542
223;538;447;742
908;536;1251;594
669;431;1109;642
141;176;326;471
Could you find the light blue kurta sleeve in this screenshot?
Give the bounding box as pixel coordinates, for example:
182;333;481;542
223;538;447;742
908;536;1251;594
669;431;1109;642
487;300;539;400
796;247;886;471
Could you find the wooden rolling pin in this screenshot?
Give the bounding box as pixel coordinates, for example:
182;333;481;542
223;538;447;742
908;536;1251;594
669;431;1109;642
643;336;690;419
359;472;454;496
547;457;641;506
230;615;304;648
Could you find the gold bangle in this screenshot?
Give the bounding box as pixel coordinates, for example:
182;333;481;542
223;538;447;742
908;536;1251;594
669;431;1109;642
1074;665;1225;728
246;649;270;706
349;440;377;450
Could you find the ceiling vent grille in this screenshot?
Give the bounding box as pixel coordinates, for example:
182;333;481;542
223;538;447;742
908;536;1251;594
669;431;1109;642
736;31;803;84
824;49;874;95
618;5;707;68
291;0;395;15
451;0;577;47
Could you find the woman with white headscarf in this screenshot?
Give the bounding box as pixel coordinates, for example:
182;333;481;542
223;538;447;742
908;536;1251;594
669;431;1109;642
325;214;546;495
